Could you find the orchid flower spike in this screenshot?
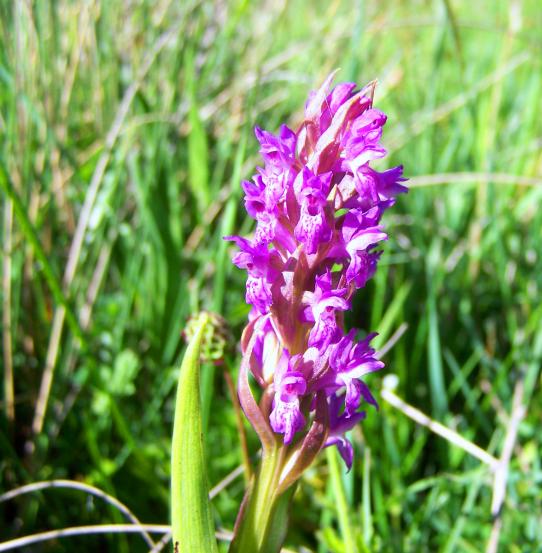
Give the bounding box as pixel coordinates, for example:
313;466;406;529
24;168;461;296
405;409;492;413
226;73;407;480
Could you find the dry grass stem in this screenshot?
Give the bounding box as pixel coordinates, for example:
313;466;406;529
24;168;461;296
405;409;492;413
376;323;409;360
209;464;246;499
2;199;14;423
486;378;526;553
0;479;155;548
0;524;301;553
409;172;542;188
382;377;499;470
0;524;169;552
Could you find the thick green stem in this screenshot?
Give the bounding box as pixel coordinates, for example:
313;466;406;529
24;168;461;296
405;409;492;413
229;444;294;553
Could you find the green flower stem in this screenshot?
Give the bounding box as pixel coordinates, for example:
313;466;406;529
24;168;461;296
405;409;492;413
229;444;294;553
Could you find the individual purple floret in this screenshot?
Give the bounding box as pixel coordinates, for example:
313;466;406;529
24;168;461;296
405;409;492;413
269;351;307;445
324;394;366;470
226;73;407;472
302;270;349;350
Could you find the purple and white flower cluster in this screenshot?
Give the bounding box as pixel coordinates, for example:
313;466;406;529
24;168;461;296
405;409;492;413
226;73;407;469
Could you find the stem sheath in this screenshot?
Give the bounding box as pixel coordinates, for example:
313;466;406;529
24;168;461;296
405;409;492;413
229;444;294;553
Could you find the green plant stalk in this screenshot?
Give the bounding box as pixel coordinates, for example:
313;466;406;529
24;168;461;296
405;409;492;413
171;313;218;553
229;444;294;553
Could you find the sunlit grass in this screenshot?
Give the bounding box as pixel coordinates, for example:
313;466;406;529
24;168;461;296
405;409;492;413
1;1;541;551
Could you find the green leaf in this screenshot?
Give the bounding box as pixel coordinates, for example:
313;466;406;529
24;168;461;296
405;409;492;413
171;313;218;553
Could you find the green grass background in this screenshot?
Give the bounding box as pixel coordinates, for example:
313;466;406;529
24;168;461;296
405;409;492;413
1;0;541;551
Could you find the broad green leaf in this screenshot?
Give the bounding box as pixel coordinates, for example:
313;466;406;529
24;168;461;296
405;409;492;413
171;313;218;553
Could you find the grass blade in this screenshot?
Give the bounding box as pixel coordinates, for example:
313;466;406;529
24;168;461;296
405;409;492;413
0;161;84;343
361;447;372;547
326;448;358;553
185;48;210;218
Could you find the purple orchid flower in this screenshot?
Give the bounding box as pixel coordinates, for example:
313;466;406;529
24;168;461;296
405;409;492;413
226;73;407;469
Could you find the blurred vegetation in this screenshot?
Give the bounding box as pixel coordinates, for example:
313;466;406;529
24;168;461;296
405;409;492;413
1;0;541;551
